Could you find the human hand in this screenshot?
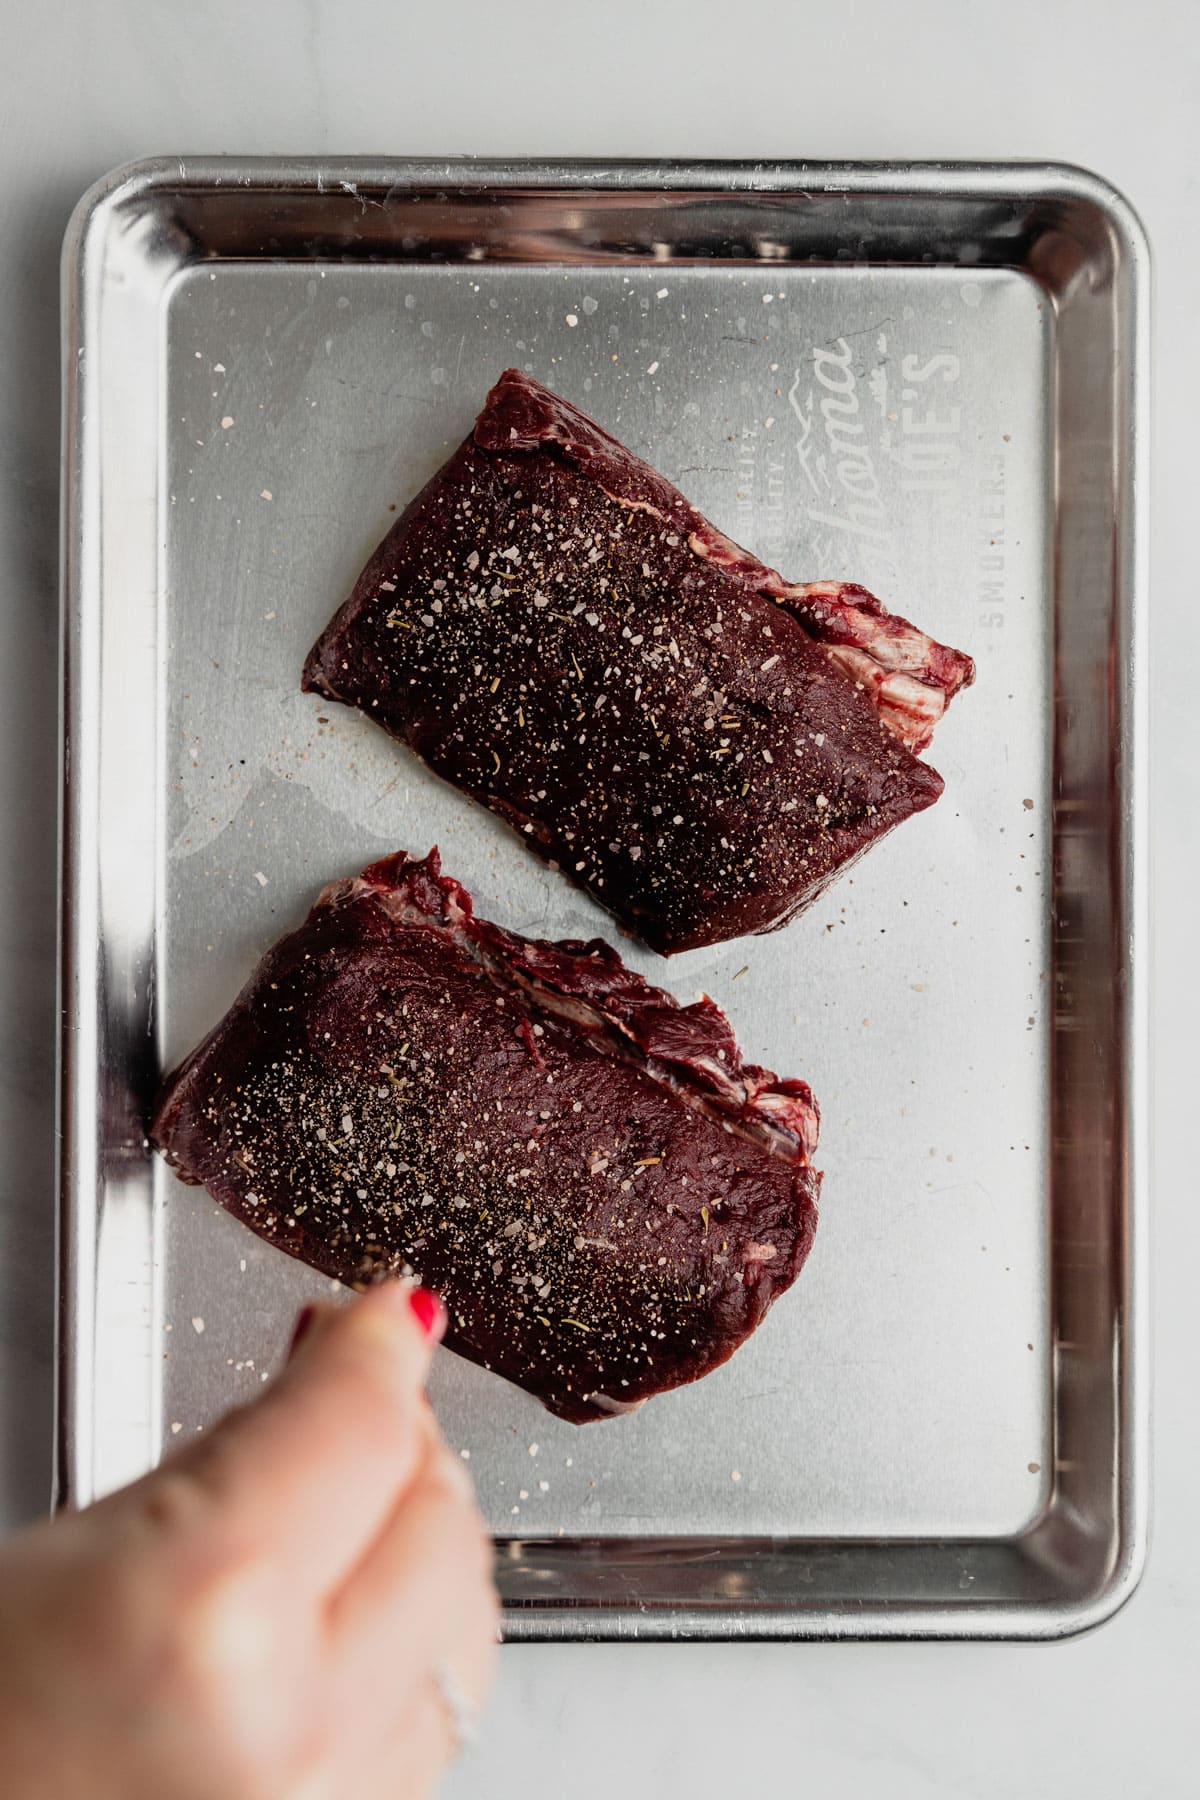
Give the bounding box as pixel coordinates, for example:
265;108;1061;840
0;1281;498;1799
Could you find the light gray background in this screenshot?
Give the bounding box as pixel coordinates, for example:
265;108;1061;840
1;2;1193;1795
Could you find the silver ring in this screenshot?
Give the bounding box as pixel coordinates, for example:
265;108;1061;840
432;1658;477;1754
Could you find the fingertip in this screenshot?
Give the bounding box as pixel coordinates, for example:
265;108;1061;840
355;1277;446;1346
407;1285;446;1342
308;1282;446;1407
269;1280;447;1441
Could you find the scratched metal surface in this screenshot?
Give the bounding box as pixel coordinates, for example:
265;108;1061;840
60;161;1147;1637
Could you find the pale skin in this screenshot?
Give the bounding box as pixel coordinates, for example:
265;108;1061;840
0;1280;499;1799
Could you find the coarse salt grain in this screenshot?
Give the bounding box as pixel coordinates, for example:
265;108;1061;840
565;313;578;327
254;871;268;887
191;1317;205;1334
220;416;234;429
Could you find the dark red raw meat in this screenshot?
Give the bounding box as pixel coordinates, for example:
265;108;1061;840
304;370;974;955
151;850;820;1423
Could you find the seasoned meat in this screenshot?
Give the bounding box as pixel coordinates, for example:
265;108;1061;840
151;850;820;1423
304;370;974;954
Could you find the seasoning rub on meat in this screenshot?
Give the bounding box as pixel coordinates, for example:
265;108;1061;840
152;850;820;1423
304;370;974;955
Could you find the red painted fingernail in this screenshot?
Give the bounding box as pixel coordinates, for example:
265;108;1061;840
287;1304;317;1360
408;1286;445;1340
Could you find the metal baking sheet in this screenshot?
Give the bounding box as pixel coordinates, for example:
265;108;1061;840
58;158;1148;1639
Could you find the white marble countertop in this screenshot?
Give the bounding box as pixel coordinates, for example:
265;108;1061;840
1;3;1194;1794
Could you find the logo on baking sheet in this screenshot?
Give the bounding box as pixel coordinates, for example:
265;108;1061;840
788;333;962;567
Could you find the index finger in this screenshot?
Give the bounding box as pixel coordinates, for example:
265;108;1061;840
165;1279;446;1592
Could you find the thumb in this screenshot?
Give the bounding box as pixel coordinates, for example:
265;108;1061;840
170;1280;448;1592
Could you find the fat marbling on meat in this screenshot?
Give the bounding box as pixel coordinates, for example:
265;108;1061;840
151;850;820;1423
303;370;974;955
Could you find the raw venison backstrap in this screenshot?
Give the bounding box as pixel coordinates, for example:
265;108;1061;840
304;370;974;953
152;849;820;1423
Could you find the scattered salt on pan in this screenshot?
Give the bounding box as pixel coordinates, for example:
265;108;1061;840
731;1470;742;1482
565;313;578;327
460;1448;471;1460
220;416;234;429
539;1480;549;1492
656;287;668;298
253;871;268;887
170;1422;182;1434
260;488;273;500
528;1443;539;1457
647;361;659;375
191;1317;205;1334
